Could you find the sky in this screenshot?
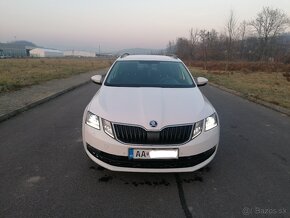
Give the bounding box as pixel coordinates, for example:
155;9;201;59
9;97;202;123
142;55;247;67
0;0;289;52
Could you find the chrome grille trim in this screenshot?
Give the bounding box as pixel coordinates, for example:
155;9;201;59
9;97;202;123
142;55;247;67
113;123;193;145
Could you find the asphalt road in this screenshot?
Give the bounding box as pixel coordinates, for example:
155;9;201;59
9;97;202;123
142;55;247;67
0;83;290;218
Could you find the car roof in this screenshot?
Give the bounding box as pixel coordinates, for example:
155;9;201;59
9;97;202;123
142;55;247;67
117;54;181;62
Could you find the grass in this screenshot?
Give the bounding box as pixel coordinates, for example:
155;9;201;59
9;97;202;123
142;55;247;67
0;58;112;93
186;61;290;73
190;66;290;110
2;58;289;110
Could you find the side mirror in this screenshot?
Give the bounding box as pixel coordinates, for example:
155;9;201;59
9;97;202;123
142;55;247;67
196;77;208;87
91;75;103;85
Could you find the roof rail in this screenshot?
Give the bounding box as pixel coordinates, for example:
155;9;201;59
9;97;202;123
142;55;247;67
120;53;130;58
167;54;178;59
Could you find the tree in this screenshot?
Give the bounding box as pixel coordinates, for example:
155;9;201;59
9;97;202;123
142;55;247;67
225;10;238;71
189;28;199;59
249;7;290;61
166;40;175;55
175;38;191;59
199;30;209;70
207;29;220;60
238;20;248;60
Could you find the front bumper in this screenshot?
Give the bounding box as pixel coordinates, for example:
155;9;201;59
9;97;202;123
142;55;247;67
83;122;219;173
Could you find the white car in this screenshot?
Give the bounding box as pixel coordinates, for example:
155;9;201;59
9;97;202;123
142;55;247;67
82;54;219;173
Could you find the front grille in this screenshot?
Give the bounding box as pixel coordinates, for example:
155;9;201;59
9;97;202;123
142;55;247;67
114;124;192;145
87;144;216;168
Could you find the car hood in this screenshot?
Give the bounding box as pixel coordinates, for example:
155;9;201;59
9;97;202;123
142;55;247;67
89;86;215;130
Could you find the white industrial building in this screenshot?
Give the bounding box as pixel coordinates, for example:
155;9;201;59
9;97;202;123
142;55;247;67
29;48;63;57
64;50;96;57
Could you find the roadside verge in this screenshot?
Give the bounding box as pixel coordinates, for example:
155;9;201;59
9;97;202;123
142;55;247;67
0;69;107;122
208;82;290;116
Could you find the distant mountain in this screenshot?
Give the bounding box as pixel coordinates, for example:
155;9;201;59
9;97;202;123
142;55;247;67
9;40;37;47
116;48;165;55
278;32;290;42
0;40;38;50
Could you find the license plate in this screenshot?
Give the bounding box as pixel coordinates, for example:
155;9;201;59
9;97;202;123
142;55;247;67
129;148;178;159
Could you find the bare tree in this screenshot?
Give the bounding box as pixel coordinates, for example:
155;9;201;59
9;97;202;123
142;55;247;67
189;28;199;59
249;7;290;61
225;10;238;71
238;20;248;59
199;30;209;70
207;29;220;60
190;28;199;45
175;38;191;59
166;40;175;55
166;7;290;63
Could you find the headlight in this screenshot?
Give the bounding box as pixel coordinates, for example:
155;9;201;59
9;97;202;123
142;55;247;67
85;111;100;129
205;113;218;131
102;119;114;138
192;120;203;139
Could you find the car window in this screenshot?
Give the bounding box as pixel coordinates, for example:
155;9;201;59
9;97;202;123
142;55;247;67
105;61;195;88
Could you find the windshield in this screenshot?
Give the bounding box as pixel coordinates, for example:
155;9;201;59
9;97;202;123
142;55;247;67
104;61;195;88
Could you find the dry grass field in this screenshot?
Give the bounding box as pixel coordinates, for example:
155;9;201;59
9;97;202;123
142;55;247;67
190;63;290;110
0;58;112;93
1;58;289;110
187;61;290;73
